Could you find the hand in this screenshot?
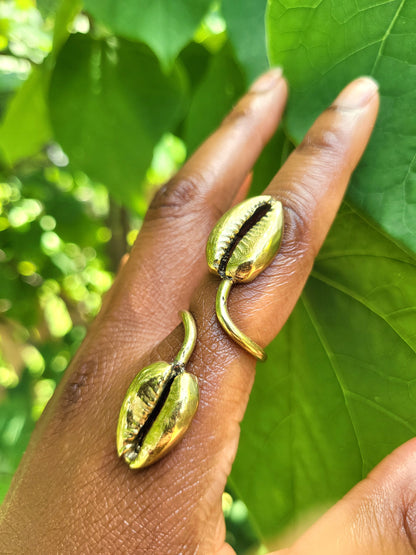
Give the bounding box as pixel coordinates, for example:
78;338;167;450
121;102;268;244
2;69;407;555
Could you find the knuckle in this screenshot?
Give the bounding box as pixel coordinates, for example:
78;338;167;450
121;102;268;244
394;444;416;549
221;96;266;153
297;123;346;160
401;495;416;551
147;174;204;221
362;439;416;551
222;97;256;128
53;357;98;422
278;189;318;261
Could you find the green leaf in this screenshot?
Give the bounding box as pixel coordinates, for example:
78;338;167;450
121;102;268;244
267;0;416;253
0;66;51;166
0;384;34;504
83;0;212;69
179;42;211;93
52;0;82;52
222;0;268;83
49;34;187;208
0;0;81;167
231;203;416;541
37;0;60;20
183;44;245;154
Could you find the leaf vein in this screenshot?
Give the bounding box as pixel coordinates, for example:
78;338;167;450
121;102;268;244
311;270;416;355
370;0;408;75
345;389;416;435
300;294;365;475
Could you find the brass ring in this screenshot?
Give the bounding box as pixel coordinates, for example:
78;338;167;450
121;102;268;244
206;195;284;361
116;310;199;469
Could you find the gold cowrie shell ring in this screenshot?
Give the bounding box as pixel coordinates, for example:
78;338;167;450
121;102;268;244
206;195;284;361
117;311;198;469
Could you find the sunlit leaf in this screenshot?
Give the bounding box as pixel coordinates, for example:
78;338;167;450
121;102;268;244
42;294;71;337
0;0;81;166
0;66;51;166
267;0;416;253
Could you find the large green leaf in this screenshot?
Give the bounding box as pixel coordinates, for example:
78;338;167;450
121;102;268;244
49;34;187;208
231;203;416;541
83;0;212;69
267;0;416;253
0;66;51;166
222;0;268;83
183;44;245;154
0;0;81;167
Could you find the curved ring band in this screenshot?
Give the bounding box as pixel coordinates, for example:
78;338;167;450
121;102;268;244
216;279;266;361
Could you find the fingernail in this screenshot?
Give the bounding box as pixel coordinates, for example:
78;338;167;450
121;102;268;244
250;68;283;93
334;77;379;109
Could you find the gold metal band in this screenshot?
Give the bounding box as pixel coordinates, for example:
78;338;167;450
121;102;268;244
216;279;267;362
173;310;197;367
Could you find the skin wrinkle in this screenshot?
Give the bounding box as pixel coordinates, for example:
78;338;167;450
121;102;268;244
100;502;159;547
83;491;154;549
297;127;347;159
223;104;265;155
59;358;98;409
221;82;286;147
127;475;200;550
148;171;213;217
160;494;206;546
401;487;416;551
296;109;362;160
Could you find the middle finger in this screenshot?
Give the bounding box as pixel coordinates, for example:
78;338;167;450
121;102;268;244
105;68;288;353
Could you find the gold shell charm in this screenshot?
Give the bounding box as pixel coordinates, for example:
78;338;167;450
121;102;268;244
206;195;283;361
117;310;198;469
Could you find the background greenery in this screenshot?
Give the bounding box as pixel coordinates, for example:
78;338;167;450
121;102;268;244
0;0;415;552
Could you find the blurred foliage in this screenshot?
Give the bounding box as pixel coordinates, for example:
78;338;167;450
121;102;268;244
0;0;415;553
0;1;259;552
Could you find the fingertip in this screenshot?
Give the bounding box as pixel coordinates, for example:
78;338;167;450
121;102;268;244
365;437;416;486
333;76;379;110
249;67;284;93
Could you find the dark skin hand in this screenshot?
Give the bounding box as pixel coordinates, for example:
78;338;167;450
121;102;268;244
1;69;414;554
